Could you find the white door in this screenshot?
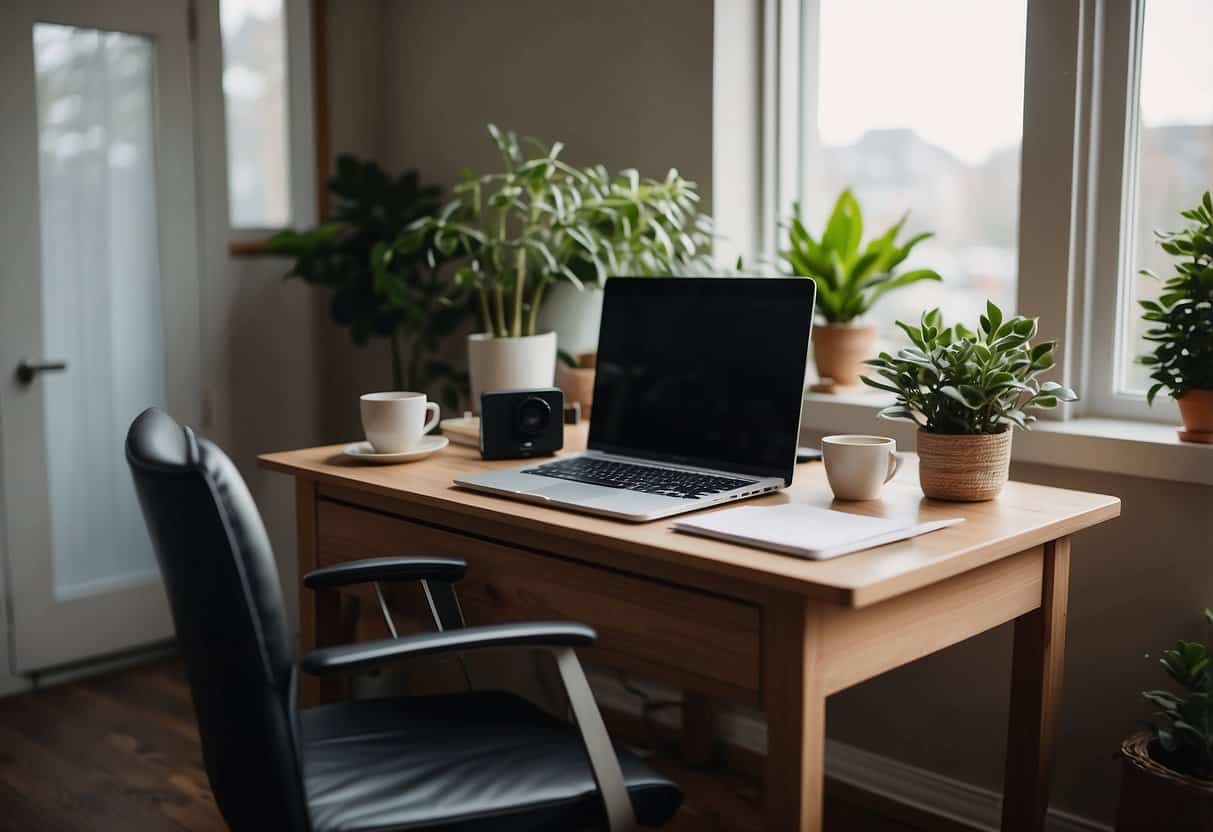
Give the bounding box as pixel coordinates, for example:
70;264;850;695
0;0;202;672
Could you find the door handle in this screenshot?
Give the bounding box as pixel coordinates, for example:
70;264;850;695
15;359;68;385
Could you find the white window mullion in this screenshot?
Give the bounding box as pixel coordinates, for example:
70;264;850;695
797;0;820;215
1016;0;1086;419
760;0;802;261
1085;0;1182;423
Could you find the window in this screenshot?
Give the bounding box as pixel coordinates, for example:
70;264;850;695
773;0;1209;424
219;0;292;229
1080;0;1211;421
1118;0;1213;395
801;0;1027;346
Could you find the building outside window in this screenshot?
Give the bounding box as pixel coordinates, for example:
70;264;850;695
802;0;1026;350
219;0;292;230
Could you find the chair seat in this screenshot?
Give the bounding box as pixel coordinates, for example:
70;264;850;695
301;690;683;832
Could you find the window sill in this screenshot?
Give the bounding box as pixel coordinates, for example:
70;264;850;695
800;391;1213;486
228;238;271;257
228;229;292;258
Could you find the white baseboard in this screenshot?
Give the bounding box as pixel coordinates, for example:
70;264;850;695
823;740;1110;832
588;671;1110;832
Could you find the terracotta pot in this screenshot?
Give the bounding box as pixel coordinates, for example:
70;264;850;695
916;429;1012;501
1177;389;1213;444
557;364;596;419
466;331;556;414
1115;732;1213;831
811;323;877;388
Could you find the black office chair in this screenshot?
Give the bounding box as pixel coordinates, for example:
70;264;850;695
124;408;682;832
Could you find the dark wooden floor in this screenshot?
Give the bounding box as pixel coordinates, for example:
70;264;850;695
0;658;930;831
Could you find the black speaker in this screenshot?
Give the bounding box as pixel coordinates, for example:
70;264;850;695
479;388;565;460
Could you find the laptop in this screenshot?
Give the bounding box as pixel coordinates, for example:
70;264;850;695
454;277;816;521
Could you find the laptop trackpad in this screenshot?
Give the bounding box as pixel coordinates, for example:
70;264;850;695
528;481;615;502
531;481;687;515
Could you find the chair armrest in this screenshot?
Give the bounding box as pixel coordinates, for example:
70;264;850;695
299;620;635;831
299;621;595;676
302;556;466;590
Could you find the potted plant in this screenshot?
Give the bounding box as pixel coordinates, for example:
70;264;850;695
860;302;1077;501
557;350;597;419
396;125;711;410
1138;192;1213;444
1116;609;1213;830
264;156;469;409
782;189;940;389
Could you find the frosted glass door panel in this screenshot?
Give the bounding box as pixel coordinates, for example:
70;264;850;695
33;23;165;598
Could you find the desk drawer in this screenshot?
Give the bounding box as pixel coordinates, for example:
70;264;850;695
315;499;761;699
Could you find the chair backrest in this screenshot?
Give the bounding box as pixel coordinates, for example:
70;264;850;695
125;408;310;831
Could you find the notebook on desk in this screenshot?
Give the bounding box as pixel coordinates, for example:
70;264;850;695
672;503;964;560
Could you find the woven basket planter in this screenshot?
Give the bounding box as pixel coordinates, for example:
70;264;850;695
916;429;1012;501
1115;732;1213;831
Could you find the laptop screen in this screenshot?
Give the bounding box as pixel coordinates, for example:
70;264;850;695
588;277;815;486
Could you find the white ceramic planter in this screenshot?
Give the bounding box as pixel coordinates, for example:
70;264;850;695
466;331;557;413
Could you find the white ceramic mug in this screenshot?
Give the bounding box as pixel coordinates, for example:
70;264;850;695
360;392;440;453
822;435;904;501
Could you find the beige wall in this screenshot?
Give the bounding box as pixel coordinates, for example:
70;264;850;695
206;256;324;635
316;0;390;440
320;0;715;440
375;0;714;195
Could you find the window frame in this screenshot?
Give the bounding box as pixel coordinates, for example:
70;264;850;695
769;0;1182;426
1081;0;1180;423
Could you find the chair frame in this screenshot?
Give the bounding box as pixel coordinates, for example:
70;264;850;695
298;557;639;832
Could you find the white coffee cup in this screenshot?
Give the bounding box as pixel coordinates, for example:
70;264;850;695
822;435;904;501
360;392;440;453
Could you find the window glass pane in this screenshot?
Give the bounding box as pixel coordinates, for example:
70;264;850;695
220;0;290;228
804;0;1026;346
1120;0;1213;393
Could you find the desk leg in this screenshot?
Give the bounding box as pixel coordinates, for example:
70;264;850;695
296;479;342;707
763;595;826;832
1002;537;1071;832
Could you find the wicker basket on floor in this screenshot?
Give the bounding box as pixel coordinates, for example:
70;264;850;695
1115;732;1213;831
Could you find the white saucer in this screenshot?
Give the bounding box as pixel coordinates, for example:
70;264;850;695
343;435;449;464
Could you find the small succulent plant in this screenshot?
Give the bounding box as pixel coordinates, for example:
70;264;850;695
1138;191;1213;404
861;302;1077;434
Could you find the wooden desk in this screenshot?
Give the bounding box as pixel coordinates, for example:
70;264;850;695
261;425;1119;832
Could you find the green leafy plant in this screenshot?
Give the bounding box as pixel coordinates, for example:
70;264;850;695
781;189;941;323
1142;609;1213;779
1138;192;1213;404
265;156;469;406
860;301;1078;433
394;125;712;338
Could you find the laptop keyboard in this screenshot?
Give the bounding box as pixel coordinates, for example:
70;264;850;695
521;457;754;500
